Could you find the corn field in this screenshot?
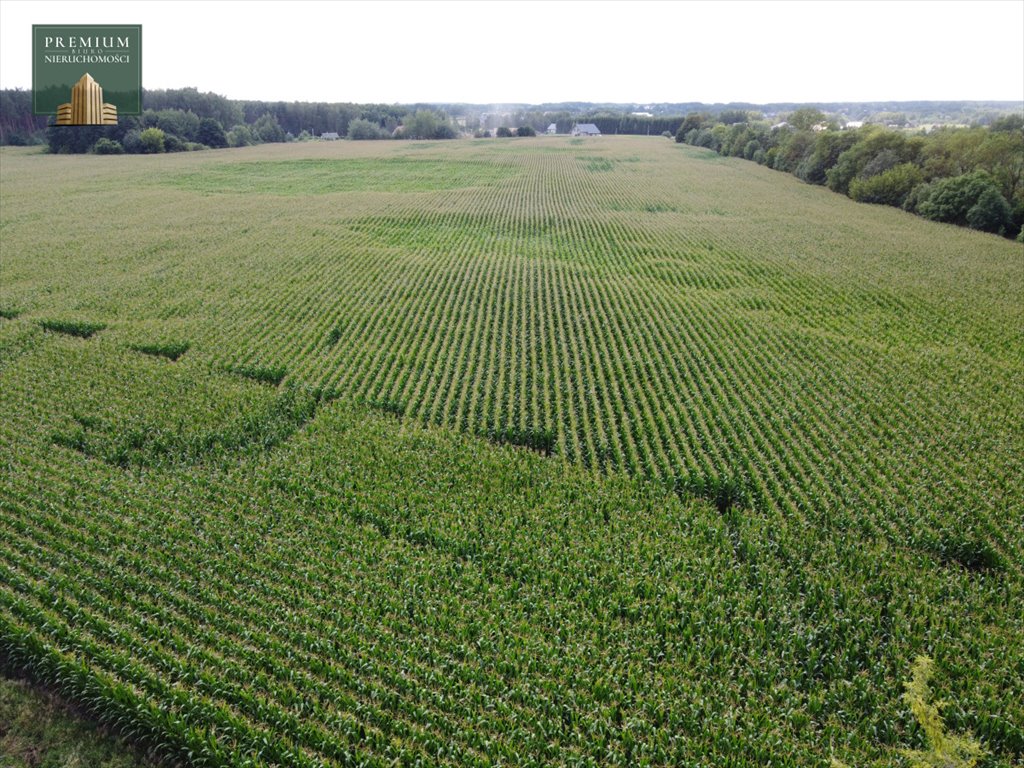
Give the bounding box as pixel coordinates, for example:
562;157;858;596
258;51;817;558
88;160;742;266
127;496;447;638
1;137;1021;766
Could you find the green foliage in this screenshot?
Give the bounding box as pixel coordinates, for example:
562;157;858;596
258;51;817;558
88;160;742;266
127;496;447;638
676;110;1019;237
901;657;986;768
91;137;124;155
796;130;861;185
787;107;827;131
197;117;228;148
253;112;286;143
515;125;536;137
137;127;166;154
675;112;708;142
914;170;1012;232
399;109;456;140
143;108;200;142
826;126;915;195
46;125;108;154
966;185;1014;234
346;118;386;140
226;123;256;147
162;133;186;153
849;163;924;207
496;125;514;137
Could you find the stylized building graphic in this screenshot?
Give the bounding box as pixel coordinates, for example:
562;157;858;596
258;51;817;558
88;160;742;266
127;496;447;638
56;73;118;125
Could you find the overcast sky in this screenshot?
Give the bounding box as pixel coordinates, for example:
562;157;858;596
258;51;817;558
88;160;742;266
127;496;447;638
2;0;1022;105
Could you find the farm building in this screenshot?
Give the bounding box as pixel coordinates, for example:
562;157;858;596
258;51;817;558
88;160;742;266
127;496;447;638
571;123;601;136
320;132;340;140
547;123;557;134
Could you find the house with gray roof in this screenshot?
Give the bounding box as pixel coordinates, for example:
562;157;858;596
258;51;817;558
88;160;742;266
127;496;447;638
571;123;601;136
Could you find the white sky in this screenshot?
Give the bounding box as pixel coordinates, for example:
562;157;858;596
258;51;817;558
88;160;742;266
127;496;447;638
1;0;1022;105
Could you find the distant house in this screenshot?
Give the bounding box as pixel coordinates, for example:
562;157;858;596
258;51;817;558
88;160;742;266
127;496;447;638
320;132;340;140
571;123;601;136
547;123;557;134
844;121;864;130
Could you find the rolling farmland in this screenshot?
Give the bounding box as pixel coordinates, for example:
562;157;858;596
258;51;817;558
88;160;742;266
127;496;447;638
1;136;1022;766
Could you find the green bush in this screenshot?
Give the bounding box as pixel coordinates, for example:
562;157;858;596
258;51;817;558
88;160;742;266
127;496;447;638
966;186;1014;234
849;163;923;207
163;133;186;152
227;124;256;147
347;118;386;140
138;127;166;154
914;171;1012;233
91;137;124;155
197;117;228;148
496;126;513;138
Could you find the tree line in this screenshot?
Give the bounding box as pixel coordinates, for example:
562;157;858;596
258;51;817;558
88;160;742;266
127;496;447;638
675;108;1024;239
0;87;469;152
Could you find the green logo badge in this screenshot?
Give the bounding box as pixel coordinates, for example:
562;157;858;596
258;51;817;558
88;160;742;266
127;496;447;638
33;25;142;123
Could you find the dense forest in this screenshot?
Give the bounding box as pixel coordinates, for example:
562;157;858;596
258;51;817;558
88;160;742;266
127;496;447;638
674;108;1024;239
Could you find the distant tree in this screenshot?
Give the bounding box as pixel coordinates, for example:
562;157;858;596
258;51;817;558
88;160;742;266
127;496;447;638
474;129;491;138
972;129;1024;208
990;113;1024;133
399;109;456;140
433;123;458;139
849;163;923;207
914;170;1012;233
253;112;286;143
496;126;514;138
826;126;916;195
787;107;827;131
197;117;228;148
772;130;815;173
347;118;385;140
718;109;749;125
143;109;199;142
138;127;166;154
227;124;256;147
675;113;707;143
919;127;988;179
516;125;536;137
401;110;437;140
795;130;860;185
966;185;1014;234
